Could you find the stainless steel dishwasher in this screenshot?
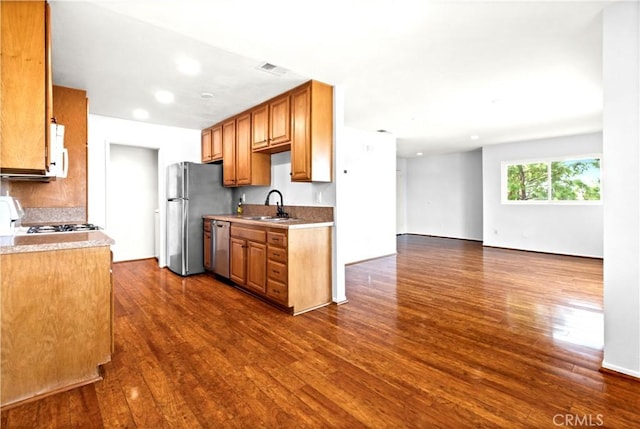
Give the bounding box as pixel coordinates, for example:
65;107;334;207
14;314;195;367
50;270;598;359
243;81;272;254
212;220;230;278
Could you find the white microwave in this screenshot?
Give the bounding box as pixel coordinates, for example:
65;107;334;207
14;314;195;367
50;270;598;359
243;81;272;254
48;123;68;178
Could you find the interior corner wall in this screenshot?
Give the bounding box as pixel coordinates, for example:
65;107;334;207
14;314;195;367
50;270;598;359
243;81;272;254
602;1;640;378
404;150;483;241
87;114;201;268
482;133;603;257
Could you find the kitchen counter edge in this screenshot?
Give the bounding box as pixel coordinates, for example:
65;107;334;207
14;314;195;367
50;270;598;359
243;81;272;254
0;231;115;255
203;215;334;229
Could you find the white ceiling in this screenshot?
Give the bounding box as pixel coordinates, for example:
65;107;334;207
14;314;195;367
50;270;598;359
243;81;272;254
50;0;607;158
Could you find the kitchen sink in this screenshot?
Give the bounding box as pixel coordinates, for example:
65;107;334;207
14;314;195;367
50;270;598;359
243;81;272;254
241;216;296;222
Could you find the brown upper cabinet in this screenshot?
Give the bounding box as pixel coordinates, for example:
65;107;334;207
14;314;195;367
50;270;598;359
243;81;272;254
9;86;89;214
201;128;213;162
268;94;291;148
222;119;237;186
251;103;269;150
251;93;291;153
290;81;333;182
222;114;270;187
0;0;53;174
211;125;223;160
202;79;333;184
201;125;222;163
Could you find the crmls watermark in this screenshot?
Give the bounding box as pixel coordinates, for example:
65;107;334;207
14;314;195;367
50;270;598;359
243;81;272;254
553;414;604;427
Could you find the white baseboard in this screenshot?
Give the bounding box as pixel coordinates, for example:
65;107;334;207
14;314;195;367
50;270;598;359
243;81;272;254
602;360;640;379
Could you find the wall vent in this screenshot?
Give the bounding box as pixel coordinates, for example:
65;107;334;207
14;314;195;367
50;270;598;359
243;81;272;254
257;62;288;76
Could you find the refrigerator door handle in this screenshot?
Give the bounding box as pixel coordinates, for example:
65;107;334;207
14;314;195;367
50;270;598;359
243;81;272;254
182;163;189;200
182;199;189;274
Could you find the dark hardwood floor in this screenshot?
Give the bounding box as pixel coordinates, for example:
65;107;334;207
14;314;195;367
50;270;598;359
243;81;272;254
2;235;639;428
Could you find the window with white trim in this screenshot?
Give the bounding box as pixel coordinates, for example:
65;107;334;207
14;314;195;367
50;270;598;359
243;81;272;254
502;156;601;203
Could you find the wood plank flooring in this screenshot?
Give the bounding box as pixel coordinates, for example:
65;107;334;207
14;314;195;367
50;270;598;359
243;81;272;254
3;235;639;428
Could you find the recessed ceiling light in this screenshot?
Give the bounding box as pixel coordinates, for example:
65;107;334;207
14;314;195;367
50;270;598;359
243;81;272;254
416;152;423;156
200;92;214;99
470;135;480;140
132;108;149;120
176;57;201;75
155;90;174;104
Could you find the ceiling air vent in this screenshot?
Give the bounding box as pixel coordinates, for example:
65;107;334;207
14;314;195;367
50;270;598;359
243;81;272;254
257;62;288;76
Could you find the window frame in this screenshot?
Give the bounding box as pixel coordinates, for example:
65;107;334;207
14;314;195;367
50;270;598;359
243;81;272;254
501;154;603;205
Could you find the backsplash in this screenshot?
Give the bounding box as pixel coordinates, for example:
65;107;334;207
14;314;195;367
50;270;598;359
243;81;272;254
21;207;87;225
240;204;333;222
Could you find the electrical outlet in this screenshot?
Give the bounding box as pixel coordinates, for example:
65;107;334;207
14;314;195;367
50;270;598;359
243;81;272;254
316;191;322;203
242;193;246;202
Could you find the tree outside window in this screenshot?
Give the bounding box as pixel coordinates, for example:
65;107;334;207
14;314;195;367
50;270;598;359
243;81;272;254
505;157;601;202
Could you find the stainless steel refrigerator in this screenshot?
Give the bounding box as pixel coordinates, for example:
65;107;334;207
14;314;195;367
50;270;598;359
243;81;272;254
166;162;232;276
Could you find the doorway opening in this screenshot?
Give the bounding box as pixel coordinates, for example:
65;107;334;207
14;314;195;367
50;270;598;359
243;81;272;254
107;144;159;262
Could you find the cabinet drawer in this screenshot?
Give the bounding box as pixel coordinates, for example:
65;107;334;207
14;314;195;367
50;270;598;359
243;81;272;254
267;260;287;283
267;245;287;263
267;231;287;248
231;225;266;243
267;279;288;304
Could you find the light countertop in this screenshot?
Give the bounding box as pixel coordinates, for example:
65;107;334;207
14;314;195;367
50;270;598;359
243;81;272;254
203;214;334;230
0;231;115;255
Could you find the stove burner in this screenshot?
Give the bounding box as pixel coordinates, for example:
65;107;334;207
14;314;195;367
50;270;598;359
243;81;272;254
27;224;102;234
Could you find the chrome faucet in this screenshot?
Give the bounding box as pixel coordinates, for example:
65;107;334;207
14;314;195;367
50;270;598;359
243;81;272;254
264;189;287;217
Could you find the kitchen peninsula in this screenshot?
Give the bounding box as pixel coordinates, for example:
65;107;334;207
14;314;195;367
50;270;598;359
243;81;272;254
204;211;333;315
0;231;114;409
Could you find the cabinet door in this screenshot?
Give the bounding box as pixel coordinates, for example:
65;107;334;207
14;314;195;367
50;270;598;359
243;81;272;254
246;241;267;293
229;237;246;285
201;128;212;162
222;119;236;186
203;231;212;271
235;113;251;186
269;95;290;147
211;124;223;160
290;86;311;181
251;104;268;150
0;1;48;172
9;86;88;210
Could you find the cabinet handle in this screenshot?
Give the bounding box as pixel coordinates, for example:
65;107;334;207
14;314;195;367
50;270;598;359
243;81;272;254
273;253;280;257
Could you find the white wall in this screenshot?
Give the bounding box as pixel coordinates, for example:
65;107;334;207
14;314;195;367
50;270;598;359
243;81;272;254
482;133;603;257
238;125;396;282
88;114;201;267
404;150;483;240
332;85;347;304
602;2;640;378
108;145;158;262
396;158;407;235
339;128;396;264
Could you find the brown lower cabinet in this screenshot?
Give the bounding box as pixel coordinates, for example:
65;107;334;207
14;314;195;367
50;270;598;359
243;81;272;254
230;225;267;294
1;245;112;409
228;223;332;315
